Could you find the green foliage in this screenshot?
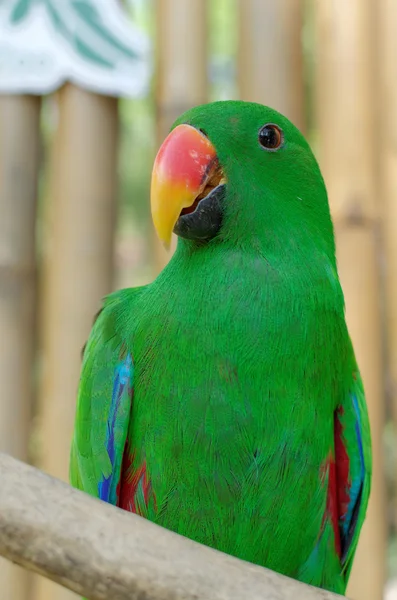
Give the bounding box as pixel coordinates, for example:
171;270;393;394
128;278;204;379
118;96;155;230
209;0;237;57
208;0;238;101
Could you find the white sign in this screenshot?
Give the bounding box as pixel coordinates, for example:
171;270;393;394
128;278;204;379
0;0;150;97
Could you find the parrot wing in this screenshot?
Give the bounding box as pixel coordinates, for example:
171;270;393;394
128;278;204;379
70;288;141;506
334;367;372;579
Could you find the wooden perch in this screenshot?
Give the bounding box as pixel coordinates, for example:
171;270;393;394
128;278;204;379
0;453;344;600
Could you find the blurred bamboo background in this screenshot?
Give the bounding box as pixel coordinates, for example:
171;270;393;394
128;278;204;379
0;0;395;599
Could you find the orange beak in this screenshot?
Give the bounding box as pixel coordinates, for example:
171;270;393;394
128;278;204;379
150;124;218;246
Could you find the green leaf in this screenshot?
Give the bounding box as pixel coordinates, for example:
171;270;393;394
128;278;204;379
9;0;33;24
72;0;138;60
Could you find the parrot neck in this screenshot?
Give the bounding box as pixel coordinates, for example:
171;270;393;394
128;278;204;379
163;236;344;314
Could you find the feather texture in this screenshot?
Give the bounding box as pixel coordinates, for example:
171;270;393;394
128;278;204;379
337;380;371;574
70;101;371;595
98;353;133;504
70;288;142;501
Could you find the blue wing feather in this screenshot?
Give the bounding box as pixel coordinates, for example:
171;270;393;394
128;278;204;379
338;374;371;577
98;352;134;504
70;287;145;507
341;393;365;542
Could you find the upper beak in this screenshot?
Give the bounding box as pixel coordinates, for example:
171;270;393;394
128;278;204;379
150;124;218;246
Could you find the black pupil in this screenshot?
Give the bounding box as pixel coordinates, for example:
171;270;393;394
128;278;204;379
259;125;280;149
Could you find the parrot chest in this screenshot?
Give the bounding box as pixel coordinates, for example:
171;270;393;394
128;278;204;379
134;255;340;414
131;256;341;454
123;255;345;583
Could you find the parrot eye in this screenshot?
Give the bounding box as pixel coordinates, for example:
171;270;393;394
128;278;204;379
258;124;283;151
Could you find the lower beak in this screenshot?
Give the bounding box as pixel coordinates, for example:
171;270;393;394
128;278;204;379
150;124;218;246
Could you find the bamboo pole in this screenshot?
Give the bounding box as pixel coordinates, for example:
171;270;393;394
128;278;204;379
0;452;345;600
0;94;41;600
315;3;386;600
238;0;305;132
154;0;208;270
378;0;397;534
35;84;118;600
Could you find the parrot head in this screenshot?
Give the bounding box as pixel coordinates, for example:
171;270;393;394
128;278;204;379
151;101;335;262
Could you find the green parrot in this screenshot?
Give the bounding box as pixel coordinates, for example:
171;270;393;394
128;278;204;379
70;101;371;594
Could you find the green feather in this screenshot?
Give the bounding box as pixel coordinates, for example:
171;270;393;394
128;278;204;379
70;101;371;594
